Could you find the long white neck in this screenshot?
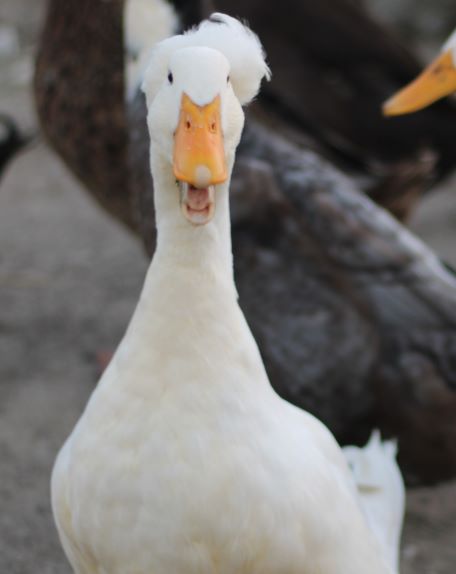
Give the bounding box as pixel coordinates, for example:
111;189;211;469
107;147;270;398
146;151;237;298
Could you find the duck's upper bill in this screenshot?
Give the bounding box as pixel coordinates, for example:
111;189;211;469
383;39;456;115
173;93;227;188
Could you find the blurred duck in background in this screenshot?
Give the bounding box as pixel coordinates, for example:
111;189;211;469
34;0;456;484
0;113;29;180
384;28;456;115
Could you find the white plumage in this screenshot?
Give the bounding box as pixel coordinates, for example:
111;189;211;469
343;431;405;573
52;14;400;574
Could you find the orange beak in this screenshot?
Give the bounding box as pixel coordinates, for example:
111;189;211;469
383;50;456;116
173;93;227;188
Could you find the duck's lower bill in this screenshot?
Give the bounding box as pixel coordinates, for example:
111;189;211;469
180;182;215;225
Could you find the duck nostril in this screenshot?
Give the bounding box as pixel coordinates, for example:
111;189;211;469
210;121;216;133
185;118;192;130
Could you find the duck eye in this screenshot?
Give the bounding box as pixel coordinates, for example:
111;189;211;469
168;72;173;84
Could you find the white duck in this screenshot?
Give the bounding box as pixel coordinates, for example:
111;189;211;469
384;27;456;115
52;14;396;574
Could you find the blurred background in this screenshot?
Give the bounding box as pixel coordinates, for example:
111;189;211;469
1;0;455;572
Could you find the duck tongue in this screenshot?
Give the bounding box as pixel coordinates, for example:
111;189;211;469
180;183;215;225
187;185;211;211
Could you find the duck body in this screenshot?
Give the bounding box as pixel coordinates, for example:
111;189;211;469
54;405;384;573
53;190;389;574
52;17;393;573
53;269;384;573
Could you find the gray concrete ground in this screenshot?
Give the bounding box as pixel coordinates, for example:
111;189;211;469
1;1;455;573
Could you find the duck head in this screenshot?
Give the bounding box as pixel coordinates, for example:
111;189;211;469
383;28;456;116
142;13;270;226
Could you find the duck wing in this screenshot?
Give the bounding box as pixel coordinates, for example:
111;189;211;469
231;119;456;484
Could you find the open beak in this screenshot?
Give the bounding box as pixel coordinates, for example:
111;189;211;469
383;49;456;116
173;93;227;225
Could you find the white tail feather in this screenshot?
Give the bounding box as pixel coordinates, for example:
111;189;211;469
343;431;405;573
